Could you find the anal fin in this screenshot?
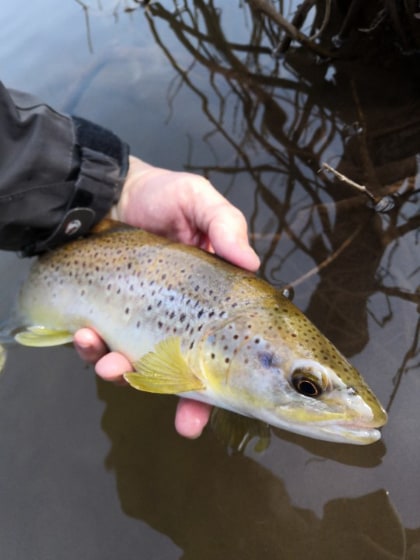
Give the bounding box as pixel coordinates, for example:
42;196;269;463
15;326;74;347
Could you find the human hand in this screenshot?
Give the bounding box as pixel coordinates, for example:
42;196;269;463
114;156;260;271
74;155;260;438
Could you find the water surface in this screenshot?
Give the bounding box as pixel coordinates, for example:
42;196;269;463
0;2;419;558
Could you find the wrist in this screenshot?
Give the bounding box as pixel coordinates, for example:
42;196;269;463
111;155;156;222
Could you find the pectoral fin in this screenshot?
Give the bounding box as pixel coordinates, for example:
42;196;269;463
15;326;74;347
124;336;204;394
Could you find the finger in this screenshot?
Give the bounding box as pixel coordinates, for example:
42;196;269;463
188;181;260;271
95;351;132;384
74;328;108;364
205;204;260;271
175;398;212;438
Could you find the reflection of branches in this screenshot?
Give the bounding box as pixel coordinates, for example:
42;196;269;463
286;222;365;289
74;0;94;52
375;285;420;307
147;1;343;221
76;0;418;297
387;317;420;412
247;0;335;58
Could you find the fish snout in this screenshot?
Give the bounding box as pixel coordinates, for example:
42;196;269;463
326;384;388;429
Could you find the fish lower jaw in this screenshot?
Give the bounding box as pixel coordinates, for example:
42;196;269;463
318;425;382;445
261;411;384;445
274;421;382;445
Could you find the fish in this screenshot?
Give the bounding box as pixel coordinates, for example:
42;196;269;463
14;221;387;445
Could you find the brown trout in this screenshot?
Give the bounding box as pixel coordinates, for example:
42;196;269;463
15;222;387;444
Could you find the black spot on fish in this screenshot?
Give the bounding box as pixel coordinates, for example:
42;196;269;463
258;351;274;369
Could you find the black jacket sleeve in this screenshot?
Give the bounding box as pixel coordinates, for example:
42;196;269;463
0;82;129;255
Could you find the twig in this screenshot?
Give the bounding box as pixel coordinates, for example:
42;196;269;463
320;162;379;204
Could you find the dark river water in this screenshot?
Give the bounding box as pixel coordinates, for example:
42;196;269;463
1;1;420;558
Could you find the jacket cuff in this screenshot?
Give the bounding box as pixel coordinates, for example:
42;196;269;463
25;118;129;255
72;116;129;183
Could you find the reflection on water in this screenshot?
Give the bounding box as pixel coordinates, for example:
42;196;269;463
0;1;419;558
99;380;418;560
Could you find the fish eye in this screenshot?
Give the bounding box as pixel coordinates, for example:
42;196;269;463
291;369;323;398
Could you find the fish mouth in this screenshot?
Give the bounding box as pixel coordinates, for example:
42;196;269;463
319;423;382;445
324;407;388;444
265;407;386;444
281;421;383;445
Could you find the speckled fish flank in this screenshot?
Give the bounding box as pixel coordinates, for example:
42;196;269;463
15;222;387;444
